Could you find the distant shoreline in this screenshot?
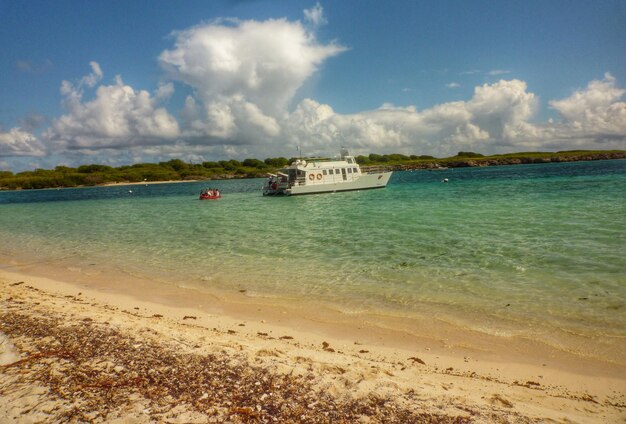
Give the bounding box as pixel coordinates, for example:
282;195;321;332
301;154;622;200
361;150;626;172
0;179;201;192
1;150;624;190
99;152;626;186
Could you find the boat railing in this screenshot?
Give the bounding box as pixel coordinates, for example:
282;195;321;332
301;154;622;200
306;157;332;162
293;176;307;186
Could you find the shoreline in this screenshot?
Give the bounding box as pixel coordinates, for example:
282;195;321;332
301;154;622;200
2;251;624;379
2;151;624;191
361;150;626;172
1;267;625;422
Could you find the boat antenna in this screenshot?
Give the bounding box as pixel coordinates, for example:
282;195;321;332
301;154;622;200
297;145;302;158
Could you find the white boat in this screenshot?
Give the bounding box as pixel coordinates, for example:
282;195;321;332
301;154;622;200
262;149;392;196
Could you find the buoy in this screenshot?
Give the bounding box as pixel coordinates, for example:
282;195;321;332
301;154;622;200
442;178;449;183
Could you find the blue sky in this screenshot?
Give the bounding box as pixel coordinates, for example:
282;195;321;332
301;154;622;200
1;0;625;171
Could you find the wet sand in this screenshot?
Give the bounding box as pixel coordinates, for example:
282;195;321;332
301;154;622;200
1;268;625;423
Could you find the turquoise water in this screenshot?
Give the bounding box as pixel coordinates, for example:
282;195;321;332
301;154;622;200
1;160;625;357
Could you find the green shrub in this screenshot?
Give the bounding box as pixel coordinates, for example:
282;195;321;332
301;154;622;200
456;151;484;158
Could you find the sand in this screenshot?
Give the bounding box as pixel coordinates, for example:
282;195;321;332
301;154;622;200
1;269;625;423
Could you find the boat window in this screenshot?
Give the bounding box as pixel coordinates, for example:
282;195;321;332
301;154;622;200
328;169;334;175
347;168;352;173
347;158;353;164
353;167;358;173
323;170;327;175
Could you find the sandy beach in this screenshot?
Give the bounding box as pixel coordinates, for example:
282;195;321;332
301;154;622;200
1;267;624;423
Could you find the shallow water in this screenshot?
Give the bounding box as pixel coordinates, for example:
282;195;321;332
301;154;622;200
1;160;625;360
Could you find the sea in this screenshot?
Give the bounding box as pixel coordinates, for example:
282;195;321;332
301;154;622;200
1;160;625;363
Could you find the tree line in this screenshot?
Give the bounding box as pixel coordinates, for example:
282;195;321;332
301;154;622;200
0;157;297;190
1;150;623;190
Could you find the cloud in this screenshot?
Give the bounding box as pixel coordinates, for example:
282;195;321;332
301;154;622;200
281;79;539;157
0;127;45;157
280;75;625;157
14;69;625;170
2;9;625;171
549;73;626;135
16;59;53;74
45;63;180;150
304;3;327;27
488;69;511;76
468;79;538;139
80;61;103;88
19;113;47;132
159;15;346;137
25;10;346;166
155;82;175;101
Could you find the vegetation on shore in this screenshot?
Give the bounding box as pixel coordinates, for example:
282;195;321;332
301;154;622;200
1;150;624;190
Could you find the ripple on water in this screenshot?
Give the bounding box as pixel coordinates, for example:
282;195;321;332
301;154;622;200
1;161;625;361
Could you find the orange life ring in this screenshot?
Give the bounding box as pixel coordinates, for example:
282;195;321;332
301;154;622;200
308;174;315;181
316;173;322;180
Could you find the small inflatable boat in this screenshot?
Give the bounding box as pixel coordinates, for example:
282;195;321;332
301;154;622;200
199;189;221;200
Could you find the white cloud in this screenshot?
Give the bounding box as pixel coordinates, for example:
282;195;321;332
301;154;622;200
19;113;47;132
80;61;103;88
304;3;327;27
45;64;180;150
280;79;539;157
281;75;625;157
0;127;45;157
3;9;625;171
203;100;238;139
467;79;538;140
549;73;626;136
488;69;511;76
159;15;346;139
155;82;175;101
